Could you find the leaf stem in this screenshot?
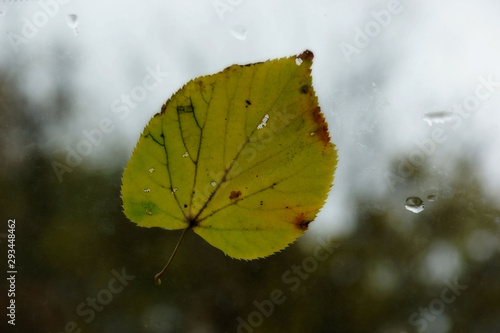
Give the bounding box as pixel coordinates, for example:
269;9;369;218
154;228;188;285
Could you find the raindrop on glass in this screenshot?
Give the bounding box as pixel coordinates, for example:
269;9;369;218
405;196;424;213
427;194;437;201
230;25;247;40
66;14;79;35
423;111;453;126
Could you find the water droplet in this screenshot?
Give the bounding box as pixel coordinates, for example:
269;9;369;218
66;14;79;35
230;25;247;40
427;194;437;201
182;151;189;158
210;181;217;187
143;189;151;193
295;58;303;66
67;14;78;28
257;114;269;129
149;168;155;173
423;111;453;126
171;187;178;194
405;197;424;213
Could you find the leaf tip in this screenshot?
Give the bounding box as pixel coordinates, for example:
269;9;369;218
298;50;314;62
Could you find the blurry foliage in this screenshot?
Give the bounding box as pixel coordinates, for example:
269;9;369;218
1;69;500;333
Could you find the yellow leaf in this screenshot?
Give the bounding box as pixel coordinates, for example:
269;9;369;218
121;50;337;266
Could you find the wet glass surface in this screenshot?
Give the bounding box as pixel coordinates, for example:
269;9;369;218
1;1;500;332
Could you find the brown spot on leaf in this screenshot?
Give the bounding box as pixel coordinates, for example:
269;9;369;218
312;107;331;146
157;102;168;116
237;61;264;68
177;105;194;113
297;50;314;62
300;85;309;94
229;190;242;200
295;212;312;231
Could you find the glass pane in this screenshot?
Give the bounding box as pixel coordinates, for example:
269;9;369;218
1;1;499;332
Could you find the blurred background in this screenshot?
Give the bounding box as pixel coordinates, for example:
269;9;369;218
1;0;500;332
